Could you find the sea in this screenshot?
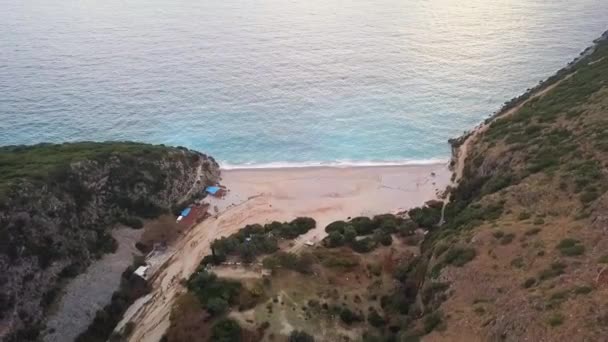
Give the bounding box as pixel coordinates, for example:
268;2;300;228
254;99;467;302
1;0;607;168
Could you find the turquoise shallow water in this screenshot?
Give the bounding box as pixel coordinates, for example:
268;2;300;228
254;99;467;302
1;0;607;167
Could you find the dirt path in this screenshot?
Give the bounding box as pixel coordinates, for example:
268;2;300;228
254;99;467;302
44;228;143;342
177;164;203;204
210;266;263;280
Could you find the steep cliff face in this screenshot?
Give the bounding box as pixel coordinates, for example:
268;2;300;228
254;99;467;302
0;142;219;341
417;32;608;340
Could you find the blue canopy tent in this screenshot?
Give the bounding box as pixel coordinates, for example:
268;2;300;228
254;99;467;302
205;186;221;195
180;207;192;217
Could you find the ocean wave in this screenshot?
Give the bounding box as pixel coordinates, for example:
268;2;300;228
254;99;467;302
219;159;449;170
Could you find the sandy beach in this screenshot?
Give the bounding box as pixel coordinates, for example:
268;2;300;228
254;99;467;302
214;164;451;248
121;163;451;341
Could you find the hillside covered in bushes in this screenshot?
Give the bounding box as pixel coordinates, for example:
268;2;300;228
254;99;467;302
411;30;608;340
0;142;219;341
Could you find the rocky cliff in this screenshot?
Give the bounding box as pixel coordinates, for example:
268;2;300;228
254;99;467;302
0;142;219;341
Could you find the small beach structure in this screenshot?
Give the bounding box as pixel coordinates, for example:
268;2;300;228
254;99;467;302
205;186;220;195
134;265;150;280
205;186;225;197
180;207;192;217
177;203;210;228
176;207;192;223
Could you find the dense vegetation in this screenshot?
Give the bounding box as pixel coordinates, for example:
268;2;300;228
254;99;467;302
203;217;316;265
323;214;417;253
0;142;188;194
187;271;248;316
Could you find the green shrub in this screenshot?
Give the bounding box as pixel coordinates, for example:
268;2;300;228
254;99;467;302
350;217;375;235
511;257;524;268
326;231;345;248
367;309;386;327
434;244;449;257
325;220;348;234
556;239;585;256
373;214;400;234
580;190;599;203
211;318;242;342
500;233;515;245
473;306;486;315
492;231;505;239
206;297;229;316
397;219;418;236
372;230;392;246
525;228;542;236
443;247;476;267
538;262;566;281
290;217;316;234
482;174;514;195
573;285;593;295
533;218;545;225
339;307;363;325
289;330;315;342
423;311;443;334
422;282;450;306
351;237;377;254
522;278;536;288
409;205;442;229
344;226;357;243
547;313;564;327
518;212;532;220
599;255;608;263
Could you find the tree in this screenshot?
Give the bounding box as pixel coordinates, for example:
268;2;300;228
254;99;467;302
340;307;363;325
343;226;357;244
206;297;229;316
237;243;256;264
367;309;386;327
351;237;376;254
288;330;315;342
397;219;417;236
350;217;374;235
380;234;393;246
327;231;344;247
211;318;242;342
290;217;316;234
325;220;348;234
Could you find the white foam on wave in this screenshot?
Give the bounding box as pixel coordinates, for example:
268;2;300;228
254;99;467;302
219;159;449;170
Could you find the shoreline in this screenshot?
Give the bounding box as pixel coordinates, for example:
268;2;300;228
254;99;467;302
218;159;449;170
449;29;608;182
219;161;449;172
